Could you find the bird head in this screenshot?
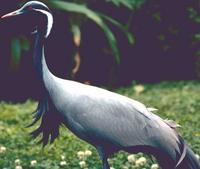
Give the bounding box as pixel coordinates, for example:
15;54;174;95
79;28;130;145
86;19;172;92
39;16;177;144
1;1;53;38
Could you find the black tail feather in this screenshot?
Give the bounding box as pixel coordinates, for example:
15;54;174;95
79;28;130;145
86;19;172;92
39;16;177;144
31;125;42;139
175;136;200;169
126;136;200;169
29;97;62;146
27;98;47;128
176;145;200;169
154;136;200;169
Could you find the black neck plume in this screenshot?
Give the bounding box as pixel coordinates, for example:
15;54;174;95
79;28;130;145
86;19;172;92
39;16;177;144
33;32;45;80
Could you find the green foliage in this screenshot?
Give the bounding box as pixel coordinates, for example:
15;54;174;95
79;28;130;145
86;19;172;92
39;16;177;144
194;33;200;41
11;38;21;67
44;0;138;63
0;81;200;168
187;7;200;24
10;36;30;70
187;7;200;79
98;13;135;44
105;0;146;9
9;0;143;67
48;0;121;63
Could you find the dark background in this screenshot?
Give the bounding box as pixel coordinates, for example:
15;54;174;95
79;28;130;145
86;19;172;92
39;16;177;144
0;0;200;101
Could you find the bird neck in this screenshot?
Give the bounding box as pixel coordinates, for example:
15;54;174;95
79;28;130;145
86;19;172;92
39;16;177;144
33;32;52;88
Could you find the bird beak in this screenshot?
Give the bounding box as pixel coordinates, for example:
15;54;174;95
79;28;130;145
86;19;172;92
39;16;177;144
1;9;22;19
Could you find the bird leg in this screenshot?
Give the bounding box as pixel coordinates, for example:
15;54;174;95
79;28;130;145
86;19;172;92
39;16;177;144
96;146;110;169
102;157;110;169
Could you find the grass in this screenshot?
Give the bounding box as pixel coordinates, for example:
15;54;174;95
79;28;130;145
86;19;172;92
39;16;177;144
0;81;200;169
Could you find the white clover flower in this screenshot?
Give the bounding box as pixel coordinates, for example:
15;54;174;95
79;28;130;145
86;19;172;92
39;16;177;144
127;154;136;163
77;151;85;160
110;167;115;169
122;166;129;169
134;85;145;95
15;159;21;166
60;161;67;166
135;157;147;166
151;163;159;169
0;146;6;153
79;161;86;168
195;154;200;160
107;158;111;162
61;155;65;160
30;160;37;166
84;150;92;157
15;166;22;169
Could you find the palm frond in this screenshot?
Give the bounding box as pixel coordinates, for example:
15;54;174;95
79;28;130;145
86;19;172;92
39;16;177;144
48;0;120;63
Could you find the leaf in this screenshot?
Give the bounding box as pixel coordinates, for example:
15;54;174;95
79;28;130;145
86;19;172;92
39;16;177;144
20;36;30;51
47;0;120;64
106;0;131;9
106;0;146;10
10;36;30;70
71;23;81;47
187;7;197;19
195;16;200;24
98;13;135;44
194;33;200;41
106;0;120;7
119;0;134;9
11;37;21;69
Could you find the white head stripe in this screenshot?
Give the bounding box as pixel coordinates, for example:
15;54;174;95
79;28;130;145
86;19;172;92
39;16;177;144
35;9;53;38
25;1;49;8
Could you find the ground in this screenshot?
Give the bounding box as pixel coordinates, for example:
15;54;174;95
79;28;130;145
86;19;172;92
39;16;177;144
0;81;200;169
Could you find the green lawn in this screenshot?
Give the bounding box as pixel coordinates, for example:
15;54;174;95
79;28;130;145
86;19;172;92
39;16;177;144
0;81;200;169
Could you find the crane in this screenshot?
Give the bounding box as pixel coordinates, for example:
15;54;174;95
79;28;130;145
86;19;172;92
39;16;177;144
1;1;200;169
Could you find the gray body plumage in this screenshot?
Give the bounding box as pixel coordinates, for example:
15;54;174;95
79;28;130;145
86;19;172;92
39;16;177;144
2;1;200;169
49;74;178;152
40;37;190;169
